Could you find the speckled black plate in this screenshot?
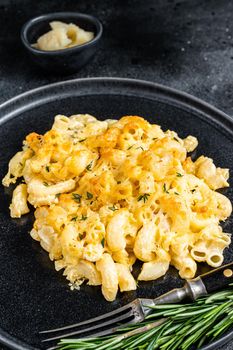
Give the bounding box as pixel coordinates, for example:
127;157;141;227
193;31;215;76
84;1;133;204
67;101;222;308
0;78;232;350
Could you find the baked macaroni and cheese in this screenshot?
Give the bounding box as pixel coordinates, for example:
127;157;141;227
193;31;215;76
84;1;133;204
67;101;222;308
2;115;232;301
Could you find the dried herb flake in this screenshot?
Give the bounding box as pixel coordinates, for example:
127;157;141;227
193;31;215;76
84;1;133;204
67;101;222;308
72;193;82;203
176;172;183;177
163;184;169;194
137;193;150;203
86;192;93;200
86;161;93;171
108;205;118;211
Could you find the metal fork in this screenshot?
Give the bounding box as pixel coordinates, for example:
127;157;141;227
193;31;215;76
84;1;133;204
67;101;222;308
40;276;207;343
40;262;233;344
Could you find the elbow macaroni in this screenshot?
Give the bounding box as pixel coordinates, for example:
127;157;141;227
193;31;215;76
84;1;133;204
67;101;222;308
2;114;232;301
10;184;30;218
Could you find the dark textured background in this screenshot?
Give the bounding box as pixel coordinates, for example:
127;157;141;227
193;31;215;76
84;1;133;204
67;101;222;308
0;0;233;349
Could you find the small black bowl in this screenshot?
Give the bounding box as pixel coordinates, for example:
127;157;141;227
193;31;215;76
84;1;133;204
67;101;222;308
21;12;103;74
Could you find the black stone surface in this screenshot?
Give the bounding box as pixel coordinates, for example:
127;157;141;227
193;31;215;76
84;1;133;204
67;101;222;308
0;1;233;349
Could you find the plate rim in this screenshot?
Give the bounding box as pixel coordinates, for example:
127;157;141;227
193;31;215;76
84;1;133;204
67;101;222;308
0;77;233;131
0;77;232;350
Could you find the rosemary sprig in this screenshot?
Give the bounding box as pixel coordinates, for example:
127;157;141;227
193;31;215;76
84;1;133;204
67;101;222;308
56;285;233;350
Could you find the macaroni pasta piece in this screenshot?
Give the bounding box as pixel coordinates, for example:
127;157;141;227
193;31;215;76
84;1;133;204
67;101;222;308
2;114;232;301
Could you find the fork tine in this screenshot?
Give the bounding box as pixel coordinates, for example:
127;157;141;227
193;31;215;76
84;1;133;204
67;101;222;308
45;322;135;350
42;310;134;342
45;318;139;350
40;303;132;334
82;317;139;339
44;327;119;350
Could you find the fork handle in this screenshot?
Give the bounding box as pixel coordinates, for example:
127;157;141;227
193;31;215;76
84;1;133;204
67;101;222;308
199;262;233;294
183;262;233;302
150;262;233;308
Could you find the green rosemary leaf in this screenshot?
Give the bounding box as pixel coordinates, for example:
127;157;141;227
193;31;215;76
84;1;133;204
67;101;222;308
197;334;208;349
45;165;50;172
43;182;49;187
176;172;183;177
213;318;233;338
101;238;105;247
163;323;182;336
71;216;77;222
205;290;233;303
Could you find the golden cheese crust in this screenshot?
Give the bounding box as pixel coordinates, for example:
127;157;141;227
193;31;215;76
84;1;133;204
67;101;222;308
2;114;232;301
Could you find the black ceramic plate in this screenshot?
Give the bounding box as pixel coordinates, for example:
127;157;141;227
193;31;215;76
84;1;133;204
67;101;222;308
0;78;233;350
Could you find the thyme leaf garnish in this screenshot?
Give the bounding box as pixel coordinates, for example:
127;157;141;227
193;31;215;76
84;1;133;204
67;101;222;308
86;192;93;200
163;184;169;193
86;161;93;171
137;193;150;203
72;193;82;203
176;172;183;177
108;205;118;211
